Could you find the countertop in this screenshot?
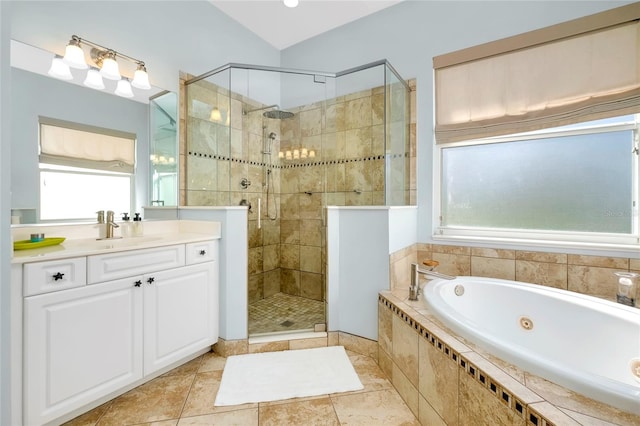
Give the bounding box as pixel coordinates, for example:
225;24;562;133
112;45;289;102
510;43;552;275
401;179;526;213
11;220;221;264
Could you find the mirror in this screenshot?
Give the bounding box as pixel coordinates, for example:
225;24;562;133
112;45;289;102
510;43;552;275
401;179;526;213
149;91;179;207
9;41;178;224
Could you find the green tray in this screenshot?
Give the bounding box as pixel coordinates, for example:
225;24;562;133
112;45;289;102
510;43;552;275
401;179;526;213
13;237;66;250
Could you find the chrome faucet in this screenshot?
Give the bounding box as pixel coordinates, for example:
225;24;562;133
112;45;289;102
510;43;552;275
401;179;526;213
409;263;456;301
105;210;120;239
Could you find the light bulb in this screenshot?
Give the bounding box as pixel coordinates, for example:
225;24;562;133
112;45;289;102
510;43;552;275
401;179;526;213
62;37;88;69
131;64;151;90
210;107;222;122
48;56;73;80
83;68;105;90
100;51;121;80
284;0;299;7
115;79;134;98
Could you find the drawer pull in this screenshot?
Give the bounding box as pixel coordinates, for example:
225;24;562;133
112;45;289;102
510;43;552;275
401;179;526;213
199;250;206;256
146;277;155;285
134;280;142;287
52;272;65;281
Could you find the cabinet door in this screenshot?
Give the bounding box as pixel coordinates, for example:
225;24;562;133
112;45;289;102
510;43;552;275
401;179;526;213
144;262;217;375
24;278;143;426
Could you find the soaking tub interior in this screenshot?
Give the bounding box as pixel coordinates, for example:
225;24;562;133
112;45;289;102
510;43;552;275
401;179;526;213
423;276;640;416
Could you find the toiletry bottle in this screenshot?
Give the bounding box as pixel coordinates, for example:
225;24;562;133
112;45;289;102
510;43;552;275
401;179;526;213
121;213;131;237
614;271;638;307
133;213;144;237
96;210;106;239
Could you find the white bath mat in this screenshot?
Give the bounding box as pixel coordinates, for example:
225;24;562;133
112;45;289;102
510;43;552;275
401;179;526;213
214;345;363;406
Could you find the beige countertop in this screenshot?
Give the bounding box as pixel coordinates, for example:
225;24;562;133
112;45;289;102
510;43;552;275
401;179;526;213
11;220;221;264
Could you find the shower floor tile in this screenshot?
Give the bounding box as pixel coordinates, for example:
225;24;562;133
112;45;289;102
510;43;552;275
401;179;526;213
249;292;325;335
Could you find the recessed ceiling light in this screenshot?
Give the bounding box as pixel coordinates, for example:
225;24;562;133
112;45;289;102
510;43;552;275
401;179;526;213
284;0;299;8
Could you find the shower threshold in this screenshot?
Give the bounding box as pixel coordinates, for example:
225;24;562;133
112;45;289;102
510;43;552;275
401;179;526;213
248;330;328;345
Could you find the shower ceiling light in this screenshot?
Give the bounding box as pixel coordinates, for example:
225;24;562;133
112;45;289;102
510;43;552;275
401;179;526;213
284;0;299;7
49;34;151;96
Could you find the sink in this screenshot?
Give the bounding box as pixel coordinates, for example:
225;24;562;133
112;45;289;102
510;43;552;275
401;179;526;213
94;236;163;249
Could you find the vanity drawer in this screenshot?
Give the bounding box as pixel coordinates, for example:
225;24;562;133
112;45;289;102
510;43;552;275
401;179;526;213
185;240;217;265
24;257;87;296
87;245;185;284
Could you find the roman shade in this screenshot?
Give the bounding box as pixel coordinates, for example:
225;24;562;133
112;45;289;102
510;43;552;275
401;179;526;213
39;117;136;173
434;3;640;144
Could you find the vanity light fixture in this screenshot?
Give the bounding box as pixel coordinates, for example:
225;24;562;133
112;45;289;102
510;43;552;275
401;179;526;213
47;55;73;80
51;34;151;98
83;67;105;90
115;78;134;98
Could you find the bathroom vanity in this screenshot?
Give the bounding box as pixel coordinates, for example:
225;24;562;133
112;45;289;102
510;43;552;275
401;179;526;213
10;220;221;426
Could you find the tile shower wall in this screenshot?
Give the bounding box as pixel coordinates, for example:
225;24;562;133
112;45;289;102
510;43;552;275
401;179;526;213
390;243;640;305
181;73;415;310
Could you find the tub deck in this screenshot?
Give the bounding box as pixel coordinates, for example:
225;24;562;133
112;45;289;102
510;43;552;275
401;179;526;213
378;289;640;426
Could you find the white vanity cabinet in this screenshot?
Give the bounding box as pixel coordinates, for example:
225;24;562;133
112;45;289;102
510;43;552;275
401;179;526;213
24;275;144;426
21;240;219;426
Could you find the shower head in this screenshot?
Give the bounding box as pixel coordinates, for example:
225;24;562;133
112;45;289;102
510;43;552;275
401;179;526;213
263;109;294;120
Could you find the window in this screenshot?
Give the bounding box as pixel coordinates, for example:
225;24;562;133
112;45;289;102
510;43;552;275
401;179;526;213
436;116;639;246
38;118;135;222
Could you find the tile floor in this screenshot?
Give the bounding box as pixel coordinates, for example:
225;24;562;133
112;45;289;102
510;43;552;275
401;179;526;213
64;349;420;426
248;292;325;335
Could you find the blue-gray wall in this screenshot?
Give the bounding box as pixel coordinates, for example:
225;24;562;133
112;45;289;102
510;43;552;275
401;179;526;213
280;0;632;242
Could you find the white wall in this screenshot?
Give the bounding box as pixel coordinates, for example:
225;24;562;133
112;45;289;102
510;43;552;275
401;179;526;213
0;2;10;422
281;0;632;243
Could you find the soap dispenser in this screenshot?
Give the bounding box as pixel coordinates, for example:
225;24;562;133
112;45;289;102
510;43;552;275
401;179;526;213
96;210;106;239
614;271;638;307
133;213;144;237
121;213;131;237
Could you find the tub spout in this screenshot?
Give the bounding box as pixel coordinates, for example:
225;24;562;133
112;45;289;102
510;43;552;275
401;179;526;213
409;263;456;301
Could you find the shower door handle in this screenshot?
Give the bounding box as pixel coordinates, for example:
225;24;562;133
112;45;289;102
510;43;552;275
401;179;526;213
257;197;262;229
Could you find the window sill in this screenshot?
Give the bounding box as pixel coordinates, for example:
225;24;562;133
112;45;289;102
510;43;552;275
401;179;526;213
432;233;640;259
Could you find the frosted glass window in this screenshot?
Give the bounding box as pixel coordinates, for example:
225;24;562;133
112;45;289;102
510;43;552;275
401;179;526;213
441;130;634;234
40;169;131;221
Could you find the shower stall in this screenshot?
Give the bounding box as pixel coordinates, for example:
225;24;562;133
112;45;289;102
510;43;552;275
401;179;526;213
183;61;410;337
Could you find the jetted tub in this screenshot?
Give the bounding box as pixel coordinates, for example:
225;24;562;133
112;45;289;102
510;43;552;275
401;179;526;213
423;276;640;415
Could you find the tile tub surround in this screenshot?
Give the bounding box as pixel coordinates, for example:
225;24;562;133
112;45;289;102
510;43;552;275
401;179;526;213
64;349;419;425
390;243;640;308
378;291;640;426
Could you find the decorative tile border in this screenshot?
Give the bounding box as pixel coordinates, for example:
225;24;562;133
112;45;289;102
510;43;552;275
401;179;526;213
187;150;406;169
378;295;557;426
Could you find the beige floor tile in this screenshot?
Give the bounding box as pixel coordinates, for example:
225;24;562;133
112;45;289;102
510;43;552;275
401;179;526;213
341;353;392;394
181;371;258;417
177;408;259;425
96;374;194;425
162;355;204;377
62;400;112;425
198;351;227;373
331;389;420;425
259;397;339;426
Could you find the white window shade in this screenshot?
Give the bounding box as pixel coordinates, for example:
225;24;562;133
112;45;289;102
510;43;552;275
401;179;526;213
39;119;136;173
435;20;640;144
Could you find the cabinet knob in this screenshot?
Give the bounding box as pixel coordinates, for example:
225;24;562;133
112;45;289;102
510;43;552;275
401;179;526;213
134;280;142;287
199;249;206;256
52;272;65;281
147;277;155;285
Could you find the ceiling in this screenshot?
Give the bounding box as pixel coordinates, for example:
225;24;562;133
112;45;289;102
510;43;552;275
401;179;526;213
209;0;404;50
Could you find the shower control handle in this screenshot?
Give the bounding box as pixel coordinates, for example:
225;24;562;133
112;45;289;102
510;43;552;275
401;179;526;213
241;178;251;189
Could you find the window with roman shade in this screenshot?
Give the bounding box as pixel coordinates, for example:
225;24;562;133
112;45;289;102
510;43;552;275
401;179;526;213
434;3;640;144
39;117;136;173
